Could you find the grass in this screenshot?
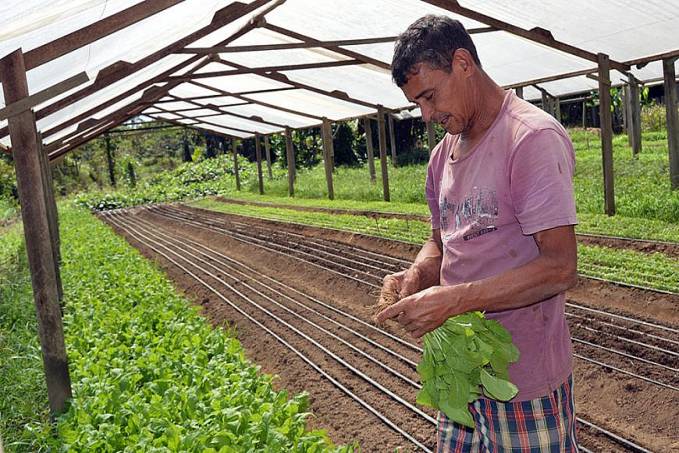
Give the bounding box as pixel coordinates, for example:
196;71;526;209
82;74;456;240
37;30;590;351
209;129;679;242
0;205;352;452
0;223;53;452
192;199;679;294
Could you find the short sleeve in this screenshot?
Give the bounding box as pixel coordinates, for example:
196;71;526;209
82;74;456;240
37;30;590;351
509;128;577;235
426;162;441;229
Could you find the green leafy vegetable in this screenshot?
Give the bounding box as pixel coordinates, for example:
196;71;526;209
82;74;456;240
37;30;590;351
416;312;519;428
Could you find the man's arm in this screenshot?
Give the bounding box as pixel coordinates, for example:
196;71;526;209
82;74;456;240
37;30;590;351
375;224;577;338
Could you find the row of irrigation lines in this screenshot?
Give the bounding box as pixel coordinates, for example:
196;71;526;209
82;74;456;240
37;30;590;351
182;202;679;295
147;204;679;393
154;204;679;337
106;209;654;453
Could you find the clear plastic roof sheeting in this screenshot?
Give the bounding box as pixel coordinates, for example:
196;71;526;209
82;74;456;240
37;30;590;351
1;0;677;153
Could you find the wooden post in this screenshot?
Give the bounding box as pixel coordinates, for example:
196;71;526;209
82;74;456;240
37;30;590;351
104;132;116;187
515;86;524;99
553;97;561;123
388;114;398;166
628;78;642;156
0;49;71;416
364;118;376;182
233;139;241;191
582;100;587;128
285;127;295;196
426;121;437;153
321;118;335;200
254;133;264;195
377;107;391;202
598;53;616;215
264;135;273;179
663;57;679;190
37;133;63;304
541;91;549;114
622;84;630;139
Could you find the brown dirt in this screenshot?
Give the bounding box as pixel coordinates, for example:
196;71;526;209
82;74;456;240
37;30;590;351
102;205;679;452
577;234;679;258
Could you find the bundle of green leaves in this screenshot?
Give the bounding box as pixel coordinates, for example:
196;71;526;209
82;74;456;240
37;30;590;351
416;311;519;428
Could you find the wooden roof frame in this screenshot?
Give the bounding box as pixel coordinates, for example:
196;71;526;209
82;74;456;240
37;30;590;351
2;0;677;160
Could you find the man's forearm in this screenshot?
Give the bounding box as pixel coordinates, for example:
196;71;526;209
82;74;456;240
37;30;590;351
409;233;442;291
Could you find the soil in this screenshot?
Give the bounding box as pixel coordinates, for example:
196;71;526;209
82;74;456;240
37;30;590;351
101;204;679;452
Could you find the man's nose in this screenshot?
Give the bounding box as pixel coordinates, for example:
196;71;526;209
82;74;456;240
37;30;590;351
421;105;434;123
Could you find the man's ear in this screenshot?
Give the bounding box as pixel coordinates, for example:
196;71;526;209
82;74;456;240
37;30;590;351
453;48;476;76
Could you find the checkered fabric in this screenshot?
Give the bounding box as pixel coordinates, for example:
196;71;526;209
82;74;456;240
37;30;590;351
437;375;578;452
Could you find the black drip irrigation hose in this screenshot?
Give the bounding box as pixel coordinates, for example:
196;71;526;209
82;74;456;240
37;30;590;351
106;209;662;453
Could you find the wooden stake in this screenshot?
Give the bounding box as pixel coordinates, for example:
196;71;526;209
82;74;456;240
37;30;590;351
264;135;273;179
628;78;642;156
388;114;398;166
377;107;391;202
0;49;71;416
364;118;376;182
254;133;264;195
285;128;295;196
37;133;63;304
321;118;335;200
598;53;616;215
426;121;437;153
663;58;679;190
233;140;241;191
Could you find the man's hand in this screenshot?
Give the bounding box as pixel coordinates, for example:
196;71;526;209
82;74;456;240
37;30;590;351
375;285;465;338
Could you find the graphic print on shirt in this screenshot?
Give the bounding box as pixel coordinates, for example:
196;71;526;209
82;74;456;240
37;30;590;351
439;186;498;241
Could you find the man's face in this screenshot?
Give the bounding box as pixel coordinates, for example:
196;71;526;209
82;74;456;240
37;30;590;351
401;58;469;135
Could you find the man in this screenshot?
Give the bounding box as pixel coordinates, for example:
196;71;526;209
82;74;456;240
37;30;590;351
375;15;579;452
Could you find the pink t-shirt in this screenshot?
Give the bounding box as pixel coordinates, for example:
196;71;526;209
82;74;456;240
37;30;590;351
425;91;577;401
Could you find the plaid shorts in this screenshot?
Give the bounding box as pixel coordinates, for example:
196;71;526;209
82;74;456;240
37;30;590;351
437;375;578;452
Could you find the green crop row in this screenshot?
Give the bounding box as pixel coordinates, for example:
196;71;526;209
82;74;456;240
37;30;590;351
0;206;352;452
0;224;54;452
191;199;679;294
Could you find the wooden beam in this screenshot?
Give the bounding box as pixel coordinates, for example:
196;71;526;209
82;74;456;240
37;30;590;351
388;114;398;166
165;59;363;82
663;58;679;190
285;127;295;196
189;80;325;121
255;133;264;194
427;121;437;153
321;118;335;200
263;23;391;70
179;36;399;53
1;0;275;142
598;53;616;215
0;72;89;121
376;107;390;202
364;118;376;182
233;139;241;191
422;0;629;72
23;0;184;70
0;49;72;416
217;58;381;109
625;49;679;68
504;67;597;90
264;135;273;179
